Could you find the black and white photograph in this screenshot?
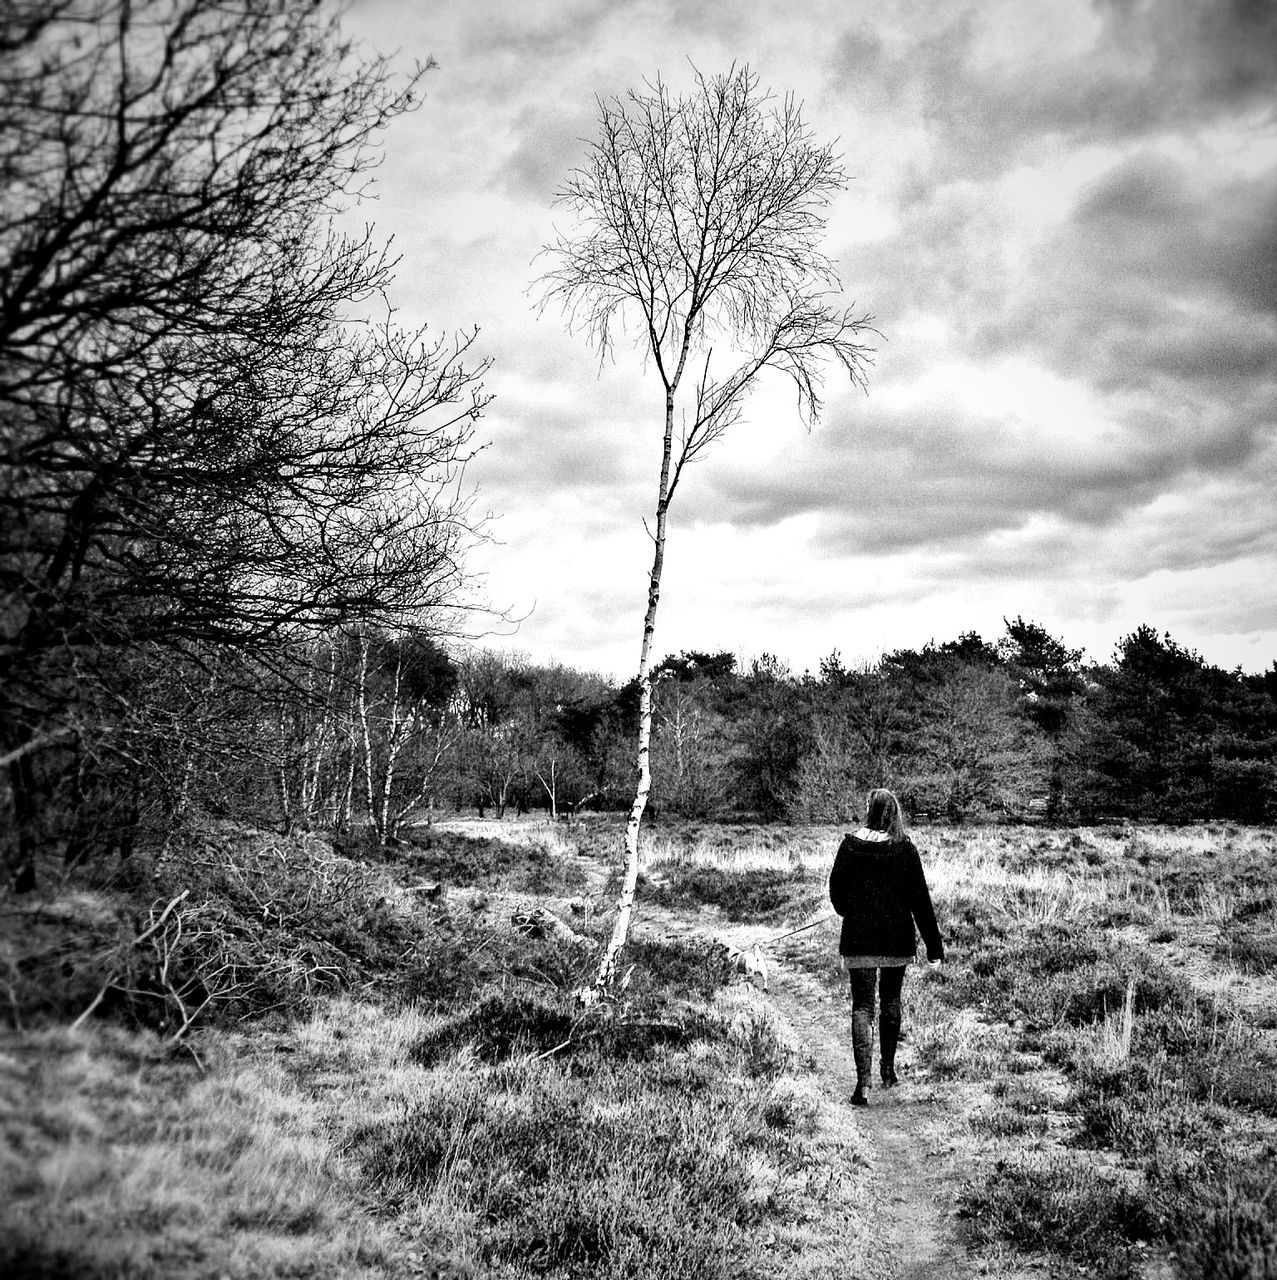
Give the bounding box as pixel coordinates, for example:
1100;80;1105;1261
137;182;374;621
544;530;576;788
3;1;1275;1277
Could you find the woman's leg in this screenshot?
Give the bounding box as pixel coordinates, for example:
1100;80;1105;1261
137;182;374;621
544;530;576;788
878;966;906;1084
848;968;877;1102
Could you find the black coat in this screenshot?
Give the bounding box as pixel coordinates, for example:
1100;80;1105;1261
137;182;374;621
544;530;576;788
828;833;944;962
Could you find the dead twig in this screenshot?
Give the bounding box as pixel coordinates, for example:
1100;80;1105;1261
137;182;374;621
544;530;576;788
71;890;191;1031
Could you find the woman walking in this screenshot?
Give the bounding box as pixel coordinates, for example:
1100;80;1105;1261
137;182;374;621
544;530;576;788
829;788;944;1106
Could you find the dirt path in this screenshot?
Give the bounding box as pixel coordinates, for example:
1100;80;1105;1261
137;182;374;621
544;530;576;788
637;904;995;1280
758;930;995;1280
761;959;976;1280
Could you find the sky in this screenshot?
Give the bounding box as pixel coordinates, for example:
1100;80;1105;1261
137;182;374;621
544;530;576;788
341;0;1277;680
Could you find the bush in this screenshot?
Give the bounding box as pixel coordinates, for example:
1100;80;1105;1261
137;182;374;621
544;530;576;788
5;820;437;1034
413;992;580;1065
647;863;810;921
411;991;721;1069
950;925;1193;1031
622;934;738;1002
399;829;588;895
959;1156;1156;1276
1175;1161;1277;1280
407;915;600;1011
1072;1057;1224;1156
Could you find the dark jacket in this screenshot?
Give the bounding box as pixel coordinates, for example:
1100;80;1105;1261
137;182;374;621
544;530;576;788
828;832;944;962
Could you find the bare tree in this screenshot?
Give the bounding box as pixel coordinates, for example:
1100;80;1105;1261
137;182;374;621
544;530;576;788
538;64;875;991
0;0;489;880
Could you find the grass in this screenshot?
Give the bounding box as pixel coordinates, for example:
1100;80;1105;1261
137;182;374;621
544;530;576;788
2;984;825;1279
350;1059;770;1276
1216;925;1277;974
1;815;875;1279
0;1024;424;1279
6;815;1277;1280
959;1153;1158;1277
640;826;826;923
1174;1160;1277;1280
910;822;1277;1279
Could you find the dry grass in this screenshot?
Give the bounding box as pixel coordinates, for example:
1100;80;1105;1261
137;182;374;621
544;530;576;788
1;819;876;1279
5;817;1276;1280
716;819;1277;1279
0;1022;424;1279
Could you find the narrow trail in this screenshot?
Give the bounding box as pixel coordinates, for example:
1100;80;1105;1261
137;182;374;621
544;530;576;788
639;903;992;1280
754;943;983;1280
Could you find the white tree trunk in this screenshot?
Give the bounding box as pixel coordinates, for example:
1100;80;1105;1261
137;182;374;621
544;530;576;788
593;388;677;990
356;630;377;834
535;757;558;821
378;650;405;842
275;704;293;835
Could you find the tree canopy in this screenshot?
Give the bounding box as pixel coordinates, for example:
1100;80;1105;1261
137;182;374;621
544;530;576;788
1;0;489;689
1;0;490;886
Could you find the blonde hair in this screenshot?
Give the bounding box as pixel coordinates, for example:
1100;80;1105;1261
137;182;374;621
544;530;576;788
865;788;907;840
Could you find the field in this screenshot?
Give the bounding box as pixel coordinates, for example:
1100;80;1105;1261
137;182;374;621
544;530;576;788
2;819;1276;1279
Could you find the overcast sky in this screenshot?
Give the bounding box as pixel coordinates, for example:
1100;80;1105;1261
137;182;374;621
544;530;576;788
342;0;1277;680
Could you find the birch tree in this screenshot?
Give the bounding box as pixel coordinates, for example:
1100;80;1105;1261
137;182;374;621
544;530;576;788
538;65;875;991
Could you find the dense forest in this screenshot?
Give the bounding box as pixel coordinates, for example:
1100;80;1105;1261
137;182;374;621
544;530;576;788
8;616;1277;885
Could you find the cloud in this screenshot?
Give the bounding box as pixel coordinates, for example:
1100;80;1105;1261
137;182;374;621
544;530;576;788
339;0;1277;676
964;152;1277;423
473;394;651;498
456;0;624;64
501;102;598;200
1065;153;1277;315
916;0;1276;176
701;396;1139;534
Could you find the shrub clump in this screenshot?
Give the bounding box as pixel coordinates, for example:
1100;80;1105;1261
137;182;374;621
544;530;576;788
407;915;600;1011
399;829;588;895
949;924;1193;1031
411;991;718;1069
959;1156;1156;1277
647;863;811;921
1216;926;1277;975
1174;1160;1277;1280
348;1064;777;1277
5;821;435;1034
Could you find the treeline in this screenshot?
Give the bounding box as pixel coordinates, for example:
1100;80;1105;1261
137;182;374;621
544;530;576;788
295;616;1268;827
63;617;1277;843
7;612;1277;884
416;617;1274;826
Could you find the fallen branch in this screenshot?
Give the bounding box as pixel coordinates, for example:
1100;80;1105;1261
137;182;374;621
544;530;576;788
133;890;192;947
533;1036;575;1061
69;981;112;1032
70;890;191;1032
512;906;595;950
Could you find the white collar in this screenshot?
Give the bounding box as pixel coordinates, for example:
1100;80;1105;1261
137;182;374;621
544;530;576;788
853;827;891;842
